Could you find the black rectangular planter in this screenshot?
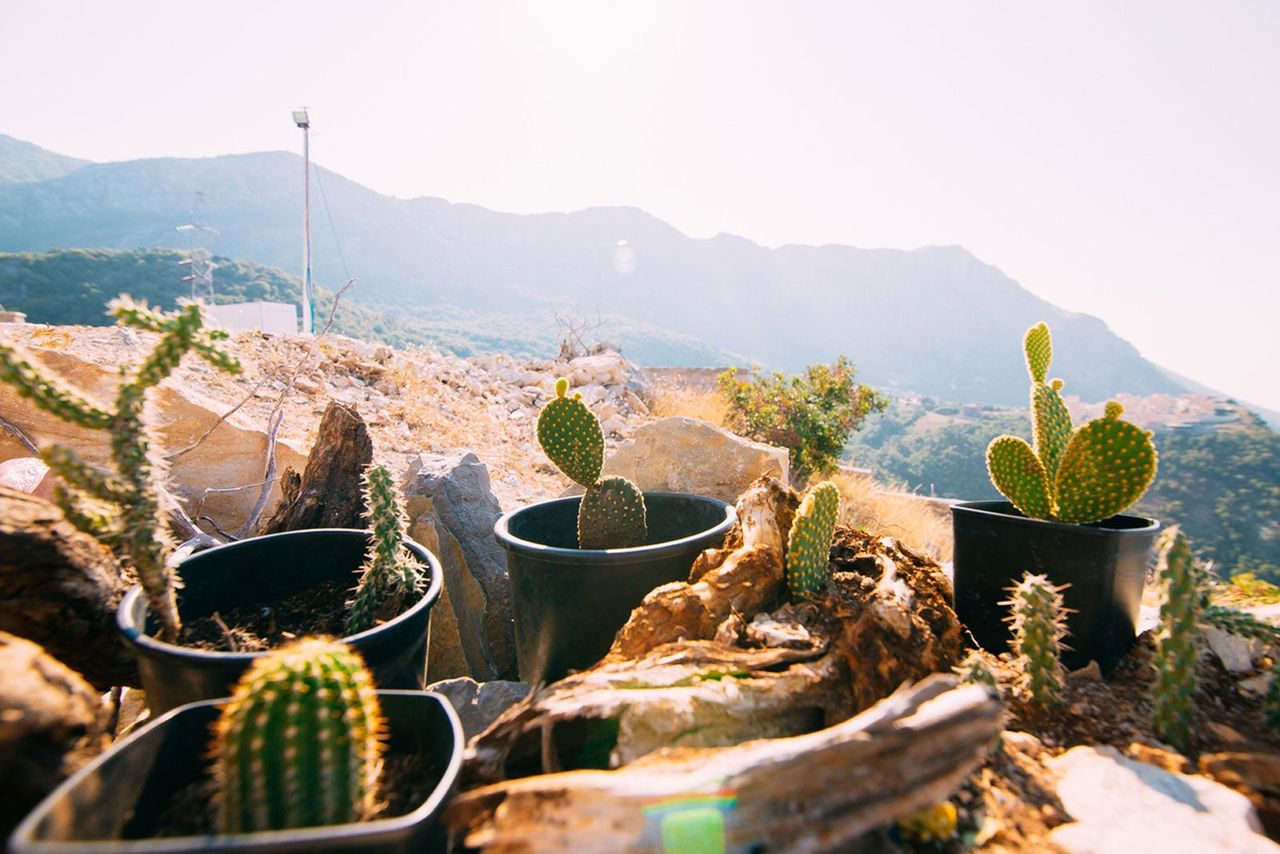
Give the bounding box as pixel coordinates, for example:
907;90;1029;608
951;500;1161;673
8;691;463;854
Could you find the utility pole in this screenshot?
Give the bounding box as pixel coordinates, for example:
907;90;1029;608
176;191;216;300
292;108;314;334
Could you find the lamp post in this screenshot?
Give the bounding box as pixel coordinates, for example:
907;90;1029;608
292;108;313;335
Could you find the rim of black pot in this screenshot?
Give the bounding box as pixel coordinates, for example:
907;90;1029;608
117;528;444;663
951;499;1161;536
9;690;463;853
494;492;737;566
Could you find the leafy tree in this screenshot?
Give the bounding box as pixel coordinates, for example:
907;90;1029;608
717;356;887;481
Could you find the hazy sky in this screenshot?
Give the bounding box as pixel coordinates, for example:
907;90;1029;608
4;1;1278;409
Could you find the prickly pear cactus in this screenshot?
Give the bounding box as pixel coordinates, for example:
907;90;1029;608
537;378;604;488
578;475;648;549
1151;527;1200;751
786;481;840;597
212;638;385;833
536;378;648;549
986;322;1157;525
1003;572;1068;707
346;463;425;635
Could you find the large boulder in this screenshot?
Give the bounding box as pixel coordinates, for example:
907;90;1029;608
403;452;517;682
591;417;789;504
0;632;106;839
0;346;305;532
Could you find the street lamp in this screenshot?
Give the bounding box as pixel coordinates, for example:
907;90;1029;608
293;108;313;334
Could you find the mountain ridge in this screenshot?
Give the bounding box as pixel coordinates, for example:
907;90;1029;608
0;135;1189;406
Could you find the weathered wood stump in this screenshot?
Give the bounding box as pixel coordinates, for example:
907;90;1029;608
449;478;983;850
0;632;107;839
0;486;135;689
258;401;372;534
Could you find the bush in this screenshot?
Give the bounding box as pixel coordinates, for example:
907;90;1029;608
716;356;886;481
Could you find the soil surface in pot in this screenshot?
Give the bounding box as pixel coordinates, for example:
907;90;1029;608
880;634;1280;852
134;752;443;839
178;578;421;652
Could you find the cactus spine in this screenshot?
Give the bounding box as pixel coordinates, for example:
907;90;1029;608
1151;527;1200;751
0;297;240;639
785;481;840;597
346;463;425;635
1003;572;1069;706
536;378;647;549
986;322;1157;525
212;638;385;833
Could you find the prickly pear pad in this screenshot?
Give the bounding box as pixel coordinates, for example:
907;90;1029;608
537;378;604;488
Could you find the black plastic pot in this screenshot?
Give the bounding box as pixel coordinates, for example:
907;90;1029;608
951;500;1161;673
8;691;463;854
495;492;736;684
117;529;442;714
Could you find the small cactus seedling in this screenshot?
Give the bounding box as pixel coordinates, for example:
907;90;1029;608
0;297;240;639
1151;527;1201;751
785;481;840;597
897;800;958;844
346;463;425;635
1003;572;1069;706
537;378;647;549
954;650;999;691
986;322;1157;525
212;637;385;833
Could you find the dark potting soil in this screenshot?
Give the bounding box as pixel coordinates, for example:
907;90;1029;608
135;751;443;839
178;578;352;652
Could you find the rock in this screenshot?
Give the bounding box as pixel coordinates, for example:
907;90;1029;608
404;452;517;681
0;345;306;532
567;353;628;387
1047;745;1277;853
257;402;372;535
1206;625;1260;673
1201;752;1280;838
591;417;789;504
0;487;135;690
0;457;48;493
0;632;106;839
428;677;530;742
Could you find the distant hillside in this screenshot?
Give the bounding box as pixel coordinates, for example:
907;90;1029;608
0;138;1189;405
0;134;88;185
0;248;747;365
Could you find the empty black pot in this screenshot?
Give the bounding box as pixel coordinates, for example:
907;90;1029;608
117;529;442;713
494;492;736;684
951;500;1161;673
8;691;463;854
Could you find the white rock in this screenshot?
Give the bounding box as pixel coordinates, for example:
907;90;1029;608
1047;745;1276;853
0;457;49;493
1205;625;1260;673
568;352;627;387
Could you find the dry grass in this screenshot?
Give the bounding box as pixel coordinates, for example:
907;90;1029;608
828;470;954;564
648;380;731;426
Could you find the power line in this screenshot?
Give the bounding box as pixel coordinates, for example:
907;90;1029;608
312;159;352;283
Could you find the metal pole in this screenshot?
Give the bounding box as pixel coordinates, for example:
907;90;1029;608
301;121;314;334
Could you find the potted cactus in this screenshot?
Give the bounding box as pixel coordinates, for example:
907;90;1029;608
951;321;1162;672
118;462;443;713
494;379;736;683
9;639;463;853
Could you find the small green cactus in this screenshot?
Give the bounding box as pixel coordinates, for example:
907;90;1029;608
1003;572;1069;706
0;297;240;639
1267;670;1280;732
346;463;425;635
212;637;385;833
1202;605;1280;647
954;650;999;691
986;322;1158;525
536;378;647;549
1151;527;1201;751
785;481;840;597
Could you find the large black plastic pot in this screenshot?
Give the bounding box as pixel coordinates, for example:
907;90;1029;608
951;500;1161;673
117;529;442;714
8;691;463;854
495;492;736;684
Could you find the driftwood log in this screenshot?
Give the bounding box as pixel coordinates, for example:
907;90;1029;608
446;676;1002;852
451;478;978;849
257;401;372;535
0;486;135;689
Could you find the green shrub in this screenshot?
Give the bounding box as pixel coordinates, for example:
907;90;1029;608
716;356;886;481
